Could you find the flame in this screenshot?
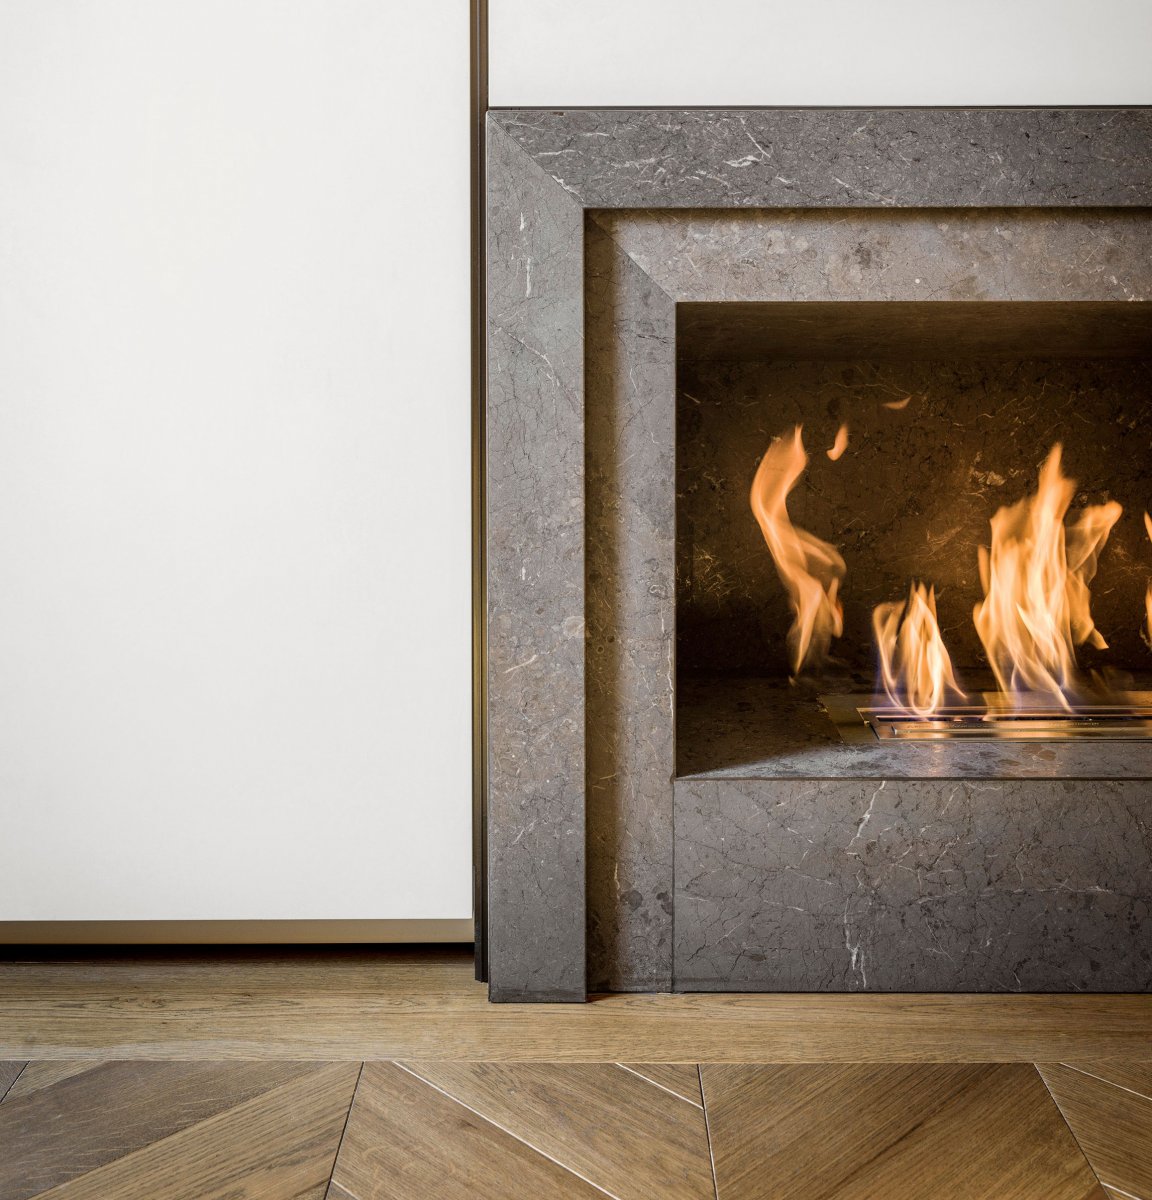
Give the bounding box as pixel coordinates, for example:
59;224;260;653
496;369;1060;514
873;583;964;717
750;426;846;677
1145;512;1152;648
972;445;1122;708
883;396;912;411
826;424;849;461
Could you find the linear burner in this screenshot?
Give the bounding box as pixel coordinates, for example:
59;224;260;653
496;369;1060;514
822;694;1152;744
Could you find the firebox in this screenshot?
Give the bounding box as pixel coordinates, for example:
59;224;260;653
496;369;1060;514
676;299;1152;773
485;108;1152;1002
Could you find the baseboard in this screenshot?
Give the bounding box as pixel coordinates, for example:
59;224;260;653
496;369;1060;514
0;919;474;945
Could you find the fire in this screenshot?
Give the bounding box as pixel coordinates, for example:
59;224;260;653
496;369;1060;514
750;426;846;677
749;427;1138;714
873;583;964;717
972;445;1122;708
826;424;849;461
1145;512;1152;648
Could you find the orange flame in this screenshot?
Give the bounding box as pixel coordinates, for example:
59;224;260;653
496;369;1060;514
750;426;846;677
972;445;1122;708
826;424;849;461
1145;512;1152;648
873;583;964;717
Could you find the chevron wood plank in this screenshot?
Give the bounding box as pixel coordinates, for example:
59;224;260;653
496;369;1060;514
329;1061;605;1199
0;1060;329;1199
701;1063;1105;1200
1040;1062;1152;1200
4;1060;107;1101
401;1061;716;1200
27;1061;359;1200
1059;1060;1152;1101
618;1062;703;1105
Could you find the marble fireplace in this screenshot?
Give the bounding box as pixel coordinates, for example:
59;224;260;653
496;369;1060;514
484;108;1152;1002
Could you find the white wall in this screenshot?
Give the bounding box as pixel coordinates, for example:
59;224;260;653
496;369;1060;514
490;0;1152;106
0;1;473;920
6;0;1143;928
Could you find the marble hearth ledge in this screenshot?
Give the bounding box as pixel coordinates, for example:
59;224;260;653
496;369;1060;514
485;108;1152;1002
677;677;1152;781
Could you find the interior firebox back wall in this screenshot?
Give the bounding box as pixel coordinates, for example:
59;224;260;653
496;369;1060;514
676;355;1152;679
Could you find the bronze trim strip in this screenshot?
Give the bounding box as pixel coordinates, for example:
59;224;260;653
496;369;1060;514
470;0;489;982
0;919;474;945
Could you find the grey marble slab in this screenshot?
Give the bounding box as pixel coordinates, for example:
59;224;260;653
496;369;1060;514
493;109;1152;210
485;123;586;1001
585;218;677;991
598;208;1152;304
674;776;1152;991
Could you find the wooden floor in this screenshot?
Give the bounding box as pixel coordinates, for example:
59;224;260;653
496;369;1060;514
1;1056;1149;1198
1;948;1150;1198
3;946;1152;1062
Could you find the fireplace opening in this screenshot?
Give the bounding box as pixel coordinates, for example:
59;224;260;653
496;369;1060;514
675;300;1152;776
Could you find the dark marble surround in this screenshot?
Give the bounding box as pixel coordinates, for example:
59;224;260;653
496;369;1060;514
485;109;1152;1001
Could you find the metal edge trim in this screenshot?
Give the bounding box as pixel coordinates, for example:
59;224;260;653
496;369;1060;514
0;919;475;945
471;0;489;983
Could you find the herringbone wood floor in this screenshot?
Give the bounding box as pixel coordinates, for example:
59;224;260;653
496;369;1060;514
1;949;1150;1198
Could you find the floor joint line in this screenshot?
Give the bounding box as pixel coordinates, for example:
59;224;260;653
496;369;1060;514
325;1061;365;1197
613;1062;704;1108
699;1065;720;1200
393;1062;626;1200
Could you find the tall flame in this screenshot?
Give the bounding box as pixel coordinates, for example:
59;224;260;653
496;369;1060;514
972;445;1122;708
1145;512;1152;648
873;583;964;717
750;426;846;677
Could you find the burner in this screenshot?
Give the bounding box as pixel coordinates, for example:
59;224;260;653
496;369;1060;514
822;694;1152;743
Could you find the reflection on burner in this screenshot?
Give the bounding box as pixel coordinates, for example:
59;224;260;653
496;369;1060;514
822;694;1152;743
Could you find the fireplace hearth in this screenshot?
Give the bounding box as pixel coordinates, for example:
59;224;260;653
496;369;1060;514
485;108;1152;1001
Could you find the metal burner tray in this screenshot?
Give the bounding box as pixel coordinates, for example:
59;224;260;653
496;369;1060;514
821;693;1152;744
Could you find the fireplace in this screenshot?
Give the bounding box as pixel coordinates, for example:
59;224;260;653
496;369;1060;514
485;109;1152;1001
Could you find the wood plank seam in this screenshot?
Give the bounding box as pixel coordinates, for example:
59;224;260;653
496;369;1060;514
1033;1062;1116;1197
698;1066;720;1200
390;1062;625;1200
1101;1185;1147;1200
613;1064;704;1108
0;1063;26;1104
1059;1063;1152;1105
325;1061;365;1194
